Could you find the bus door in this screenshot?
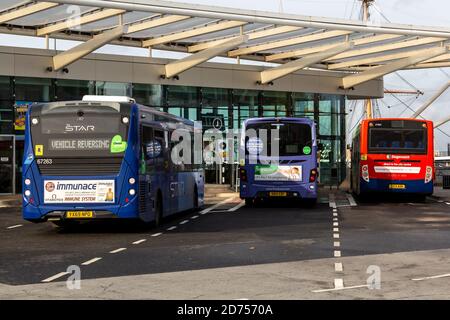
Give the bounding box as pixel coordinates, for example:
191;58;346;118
0;135;15;194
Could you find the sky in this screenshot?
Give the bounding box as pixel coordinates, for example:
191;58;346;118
1;0;449;151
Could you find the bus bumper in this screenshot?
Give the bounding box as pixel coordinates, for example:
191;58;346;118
240;183;318;200
22;196;139;222
360;179;433;195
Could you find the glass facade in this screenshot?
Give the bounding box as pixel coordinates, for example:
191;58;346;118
0;76;346;189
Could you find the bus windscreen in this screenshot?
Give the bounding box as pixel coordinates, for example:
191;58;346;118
30;106;128;158
246;122;312;156
368;127;427;154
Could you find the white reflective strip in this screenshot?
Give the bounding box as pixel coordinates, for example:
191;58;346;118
41;272;69;283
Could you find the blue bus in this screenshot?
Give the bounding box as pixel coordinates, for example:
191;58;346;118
22;96;204;227
239;117;318;206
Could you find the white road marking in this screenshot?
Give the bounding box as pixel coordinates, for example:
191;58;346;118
132;239;147;245
335;262;343;272
333;222;339;227
334;250;341;257
151;232;162;237
200;197;237;215
179;220;189;225
41;272;69;283
81;257;102;265
333;227;339;232
110;248;127;254
334;241;340;247
191;215;199;219
346;193;357;206
334;278;344;289
333;212;338;217
7;224;23;229
313;284;369;293
446;202;450;206
166;226;177;231
333;217;338;221
333;233;340;239
228;201;245;212
412;273;450;281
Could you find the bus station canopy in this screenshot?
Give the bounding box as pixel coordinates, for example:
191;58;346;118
1;0;450;89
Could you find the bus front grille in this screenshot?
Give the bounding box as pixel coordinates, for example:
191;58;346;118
37;158;123;176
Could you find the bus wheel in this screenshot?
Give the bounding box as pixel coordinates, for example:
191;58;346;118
193;185;199;210
155;193;163;227
245;198;253;207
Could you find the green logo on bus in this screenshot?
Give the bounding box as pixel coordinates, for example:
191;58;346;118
110;135;127;153
303;146;311;155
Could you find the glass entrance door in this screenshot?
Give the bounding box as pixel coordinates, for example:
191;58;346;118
0;135;15;194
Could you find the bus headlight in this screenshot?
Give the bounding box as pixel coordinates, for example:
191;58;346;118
31;118;39;125
129;189;136;196
24;190;31;197
362;165;370;182
24;179;31;186
129;178;136;185
425;166;433;184
122;116;129;124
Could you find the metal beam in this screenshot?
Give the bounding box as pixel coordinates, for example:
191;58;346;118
164;35;248;78
37;8;126;36
341;46;448;89
126;15;190;34
259;42;354;84
412;80;450;118
46;1;450;38
434;114;450;129
328;47;450;70
326;37;446;62
188;25;302;53
142;20;247;47
52;25;127;71
0;2;59;24
228;30;353;57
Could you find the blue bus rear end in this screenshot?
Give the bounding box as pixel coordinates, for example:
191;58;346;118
239;117;318;204
22;97;204;225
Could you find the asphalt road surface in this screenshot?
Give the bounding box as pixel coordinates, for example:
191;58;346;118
1;190;450;299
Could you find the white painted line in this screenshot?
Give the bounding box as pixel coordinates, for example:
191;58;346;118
334;278;344;289
412;273;450;281
166;226;177;231
81;257;102;266
333;227;339;232
334;241;340;247
333;222;339;227
346;193;357;206
200;197;237;215
191;215;199;219
110;248;127;254
41;272;69;283
333;212;338;217
313;284;369;293
333;217;338;221
228;201;245;212
334;250;341;257
179;220;189;225
335;262;343;272
7;224;23;229
333;233;340;239
446;202;450;206
132;239;147;245
151;232;162;237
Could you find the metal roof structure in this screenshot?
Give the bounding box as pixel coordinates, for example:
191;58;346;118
1;0;450;89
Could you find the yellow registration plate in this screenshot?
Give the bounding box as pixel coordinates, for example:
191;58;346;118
269;192;287;197
66;211;94;219
389;184;406;190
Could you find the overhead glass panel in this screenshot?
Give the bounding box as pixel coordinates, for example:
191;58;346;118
9;5;94;26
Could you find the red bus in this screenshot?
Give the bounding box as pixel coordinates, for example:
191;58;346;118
351;118;434;197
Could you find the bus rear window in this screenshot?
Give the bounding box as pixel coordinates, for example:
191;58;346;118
368;128;427;154
246;122;312;157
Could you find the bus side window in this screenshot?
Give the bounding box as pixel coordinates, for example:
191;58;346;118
142;126;155;174
154;130;167;172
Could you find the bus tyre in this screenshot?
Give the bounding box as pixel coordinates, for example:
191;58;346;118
155;193;163;227
245;198;253;207
193;186;199;211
